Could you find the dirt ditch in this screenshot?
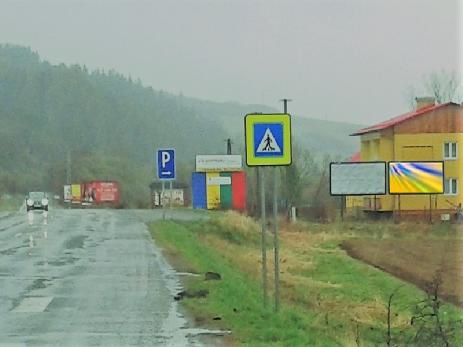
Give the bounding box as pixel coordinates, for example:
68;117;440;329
341;239;463;307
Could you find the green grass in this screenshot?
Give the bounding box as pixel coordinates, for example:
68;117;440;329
0;194;23;211
150;218;463;346
308;251;462;343
150;220;338;346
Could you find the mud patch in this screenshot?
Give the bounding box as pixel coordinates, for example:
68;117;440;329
26;278;53;291
48;256;78;267
64;235;88;249
341;239;463;307
0;245;24;255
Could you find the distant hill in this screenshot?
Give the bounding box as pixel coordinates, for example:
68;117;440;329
292;117;361;158
181;97;361;158
0;44;361;206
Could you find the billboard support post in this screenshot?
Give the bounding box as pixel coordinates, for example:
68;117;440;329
429;194;432;224
340;196;345;222
398;195;401;223
259;167;268;309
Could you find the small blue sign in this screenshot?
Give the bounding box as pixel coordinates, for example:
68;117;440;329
253;123;284;158
157;149;175;180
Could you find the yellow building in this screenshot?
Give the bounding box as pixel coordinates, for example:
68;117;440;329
351;99;463;216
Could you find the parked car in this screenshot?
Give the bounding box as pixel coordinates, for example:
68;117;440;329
26;192;49;212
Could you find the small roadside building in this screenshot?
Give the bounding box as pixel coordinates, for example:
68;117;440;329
149;182;190;208
350;98;462;216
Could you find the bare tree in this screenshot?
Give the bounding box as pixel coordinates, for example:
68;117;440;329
425;71;462;104
409;271;461;346
386;286;403;346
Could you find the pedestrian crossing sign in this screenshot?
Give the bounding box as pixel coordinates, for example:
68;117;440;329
245;113;292;166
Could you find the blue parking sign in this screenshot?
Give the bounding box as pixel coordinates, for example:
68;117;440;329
157;149;175;180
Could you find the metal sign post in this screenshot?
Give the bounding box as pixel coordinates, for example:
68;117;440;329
157;148;176;220
169;181;173;210
272;166;280;312
244;113;292;313
259;167;268;308
162;180;166;220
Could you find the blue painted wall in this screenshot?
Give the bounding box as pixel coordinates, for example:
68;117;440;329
192;172;207;209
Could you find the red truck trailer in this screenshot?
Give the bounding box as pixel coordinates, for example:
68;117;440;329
82;181;121;207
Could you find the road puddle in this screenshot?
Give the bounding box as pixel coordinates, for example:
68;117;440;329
154;242;231;346
64;235;88;249
176;272;201;277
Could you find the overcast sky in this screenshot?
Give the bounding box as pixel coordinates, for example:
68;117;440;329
0;0;461;124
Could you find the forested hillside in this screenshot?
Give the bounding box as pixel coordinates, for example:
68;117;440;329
0;45;360;207
0;45;231;206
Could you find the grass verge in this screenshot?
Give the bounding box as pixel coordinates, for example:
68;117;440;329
149;212;463;346
0;194;23;211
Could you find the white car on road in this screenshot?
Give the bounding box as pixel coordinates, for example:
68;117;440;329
25;192;49;212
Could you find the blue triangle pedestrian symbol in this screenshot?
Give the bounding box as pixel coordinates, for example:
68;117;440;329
256;128;281;153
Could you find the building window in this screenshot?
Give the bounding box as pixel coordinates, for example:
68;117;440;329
444;178;458;195
443;142;457;160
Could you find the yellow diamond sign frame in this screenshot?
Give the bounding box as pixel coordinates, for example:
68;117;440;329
245;113;292;166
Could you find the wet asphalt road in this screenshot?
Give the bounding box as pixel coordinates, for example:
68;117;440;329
0;209;207;346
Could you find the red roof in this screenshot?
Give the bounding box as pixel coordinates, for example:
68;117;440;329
348;152;361;162
351;102;457;136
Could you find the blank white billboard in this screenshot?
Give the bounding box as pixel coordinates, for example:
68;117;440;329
330;162;387;195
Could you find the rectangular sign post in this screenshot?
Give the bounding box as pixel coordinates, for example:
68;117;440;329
330;162;387;221
388;161;444;195
388;161;444;224
196;155;242;172
157;149;176;219
63;185;72;203
245;113;292;313
245;114;292;167
157;149;176;180
329;162;387;196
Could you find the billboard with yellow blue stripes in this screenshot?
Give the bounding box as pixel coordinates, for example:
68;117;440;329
388;161;444;194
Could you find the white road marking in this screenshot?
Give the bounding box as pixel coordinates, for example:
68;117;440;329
11;297;53;313
27;212;33;225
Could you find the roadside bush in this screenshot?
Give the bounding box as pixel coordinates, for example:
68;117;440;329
190;211;261;246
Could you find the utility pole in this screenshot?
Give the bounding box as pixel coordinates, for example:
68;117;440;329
271;98;292;313
226;138;232;155
66;150;72;184
280;98;292;215
280;98;292;114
